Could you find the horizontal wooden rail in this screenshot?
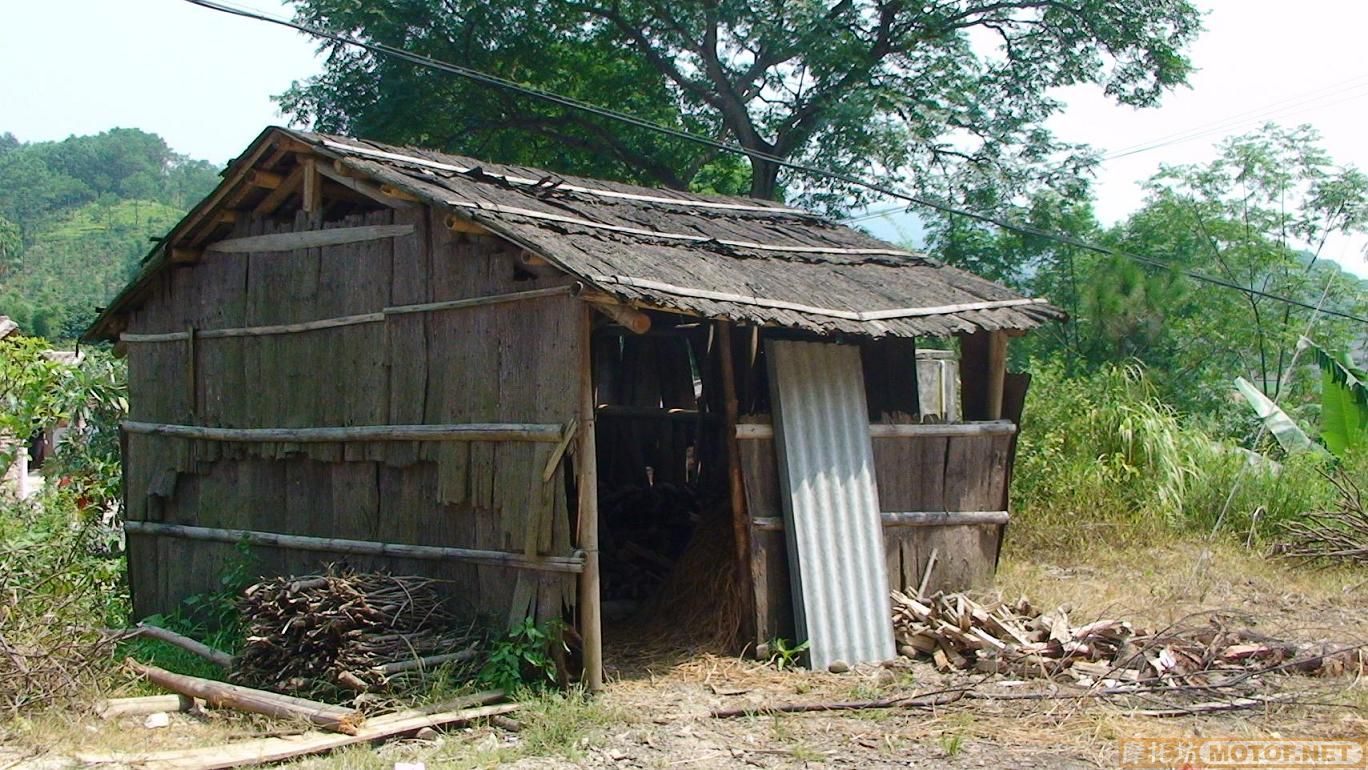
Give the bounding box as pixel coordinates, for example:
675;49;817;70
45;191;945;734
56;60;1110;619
736;420;1017;440
204;224;414;254
121;421;564;443
124;521;585;574
383;286;572;316
595;405;720;422
119;286;573;343
751;511;1009;532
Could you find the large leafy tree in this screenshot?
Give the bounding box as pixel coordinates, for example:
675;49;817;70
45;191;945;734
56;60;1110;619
280;0;1200;205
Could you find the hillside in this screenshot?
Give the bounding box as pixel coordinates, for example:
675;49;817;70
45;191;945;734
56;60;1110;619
0;128;221;339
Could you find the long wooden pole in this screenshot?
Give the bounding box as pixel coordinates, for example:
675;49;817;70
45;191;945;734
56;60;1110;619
577;304;604;691
123;521;585;573
716;321;755;646
120;421;562;443
120;286;574;343
129;661;364;734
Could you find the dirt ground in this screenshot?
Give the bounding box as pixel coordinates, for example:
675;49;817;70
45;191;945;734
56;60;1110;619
4;538;1366;769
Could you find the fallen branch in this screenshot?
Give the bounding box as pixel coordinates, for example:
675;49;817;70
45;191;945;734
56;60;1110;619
128;625;234;669
710;686;970;718
129;662;364;734
77;692;513;770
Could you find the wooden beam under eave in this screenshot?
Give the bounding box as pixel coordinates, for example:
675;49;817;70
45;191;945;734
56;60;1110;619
169;131;284;247
444;213;491;235
254;164;305;215
314;162;416;209
378;184;420;203
245;170;284;190
170;247;201;264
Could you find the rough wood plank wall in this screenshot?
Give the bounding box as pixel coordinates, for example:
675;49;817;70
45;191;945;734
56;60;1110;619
122;209;581;621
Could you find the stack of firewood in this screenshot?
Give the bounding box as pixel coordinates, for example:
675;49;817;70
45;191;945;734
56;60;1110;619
892;590;1362;683
234;571;482;694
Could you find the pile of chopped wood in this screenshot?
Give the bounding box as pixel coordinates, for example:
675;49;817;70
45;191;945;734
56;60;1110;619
892;590;1363;684
234;571;482;694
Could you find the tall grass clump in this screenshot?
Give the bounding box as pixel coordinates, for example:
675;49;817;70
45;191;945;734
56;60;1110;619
1011;361;1336;551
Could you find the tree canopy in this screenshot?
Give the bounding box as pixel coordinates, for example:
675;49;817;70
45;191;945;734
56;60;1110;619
280;0;1201;206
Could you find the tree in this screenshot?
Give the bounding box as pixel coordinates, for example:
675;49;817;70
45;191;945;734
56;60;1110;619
1128;124;1368;403
280;0;1201;205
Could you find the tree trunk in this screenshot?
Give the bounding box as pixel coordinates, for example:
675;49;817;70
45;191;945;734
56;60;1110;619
748;156;781;200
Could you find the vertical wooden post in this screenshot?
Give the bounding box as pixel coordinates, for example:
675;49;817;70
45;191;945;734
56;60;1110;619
986;330;1008;420
302;160;322;214
716;321;754;644
576;305;604;691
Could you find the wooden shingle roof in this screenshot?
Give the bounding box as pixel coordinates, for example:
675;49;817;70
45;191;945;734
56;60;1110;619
88;127;1063;340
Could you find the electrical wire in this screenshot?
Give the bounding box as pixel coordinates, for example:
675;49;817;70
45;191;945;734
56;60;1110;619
180;0;1368;324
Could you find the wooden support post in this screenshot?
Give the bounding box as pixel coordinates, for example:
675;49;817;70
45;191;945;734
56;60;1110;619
302;160;321;214
716;321;755;646
577;305;604;691
986;330;1007;420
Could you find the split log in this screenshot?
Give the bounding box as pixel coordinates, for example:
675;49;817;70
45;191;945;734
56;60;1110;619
128;662;364;734
94;694;196;719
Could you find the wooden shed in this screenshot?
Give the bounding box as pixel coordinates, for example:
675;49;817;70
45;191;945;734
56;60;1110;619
87;127;1063;686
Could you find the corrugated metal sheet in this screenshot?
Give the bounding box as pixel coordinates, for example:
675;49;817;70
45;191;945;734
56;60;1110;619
767;339;896;669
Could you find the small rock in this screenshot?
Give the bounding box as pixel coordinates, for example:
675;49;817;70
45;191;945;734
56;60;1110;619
875;668;896;686
475;733;500;753
143;712;171;729
827;660;851;674
413;727;439;740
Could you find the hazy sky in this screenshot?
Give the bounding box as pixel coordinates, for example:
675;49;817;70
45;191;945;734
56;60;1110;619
4;0;1368;279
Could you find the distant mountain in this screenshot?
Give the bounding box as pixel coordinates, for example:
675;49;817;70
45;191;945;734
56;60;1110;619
0;128;222;339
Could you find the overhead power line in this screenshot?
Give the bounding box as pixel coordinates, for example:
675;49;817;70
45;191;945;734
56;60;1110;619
1102;76;1368;161
180;0;1368;325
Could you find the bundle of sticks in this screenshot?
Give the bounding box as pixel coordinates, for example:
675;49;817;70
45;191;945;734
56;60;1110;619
234;571;482;694
892;590;1363;685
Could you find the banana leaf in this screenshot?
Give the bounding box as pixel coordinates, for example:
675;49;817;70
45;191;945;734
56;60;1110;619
1305;339;1368;458
1233;376;1316;454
